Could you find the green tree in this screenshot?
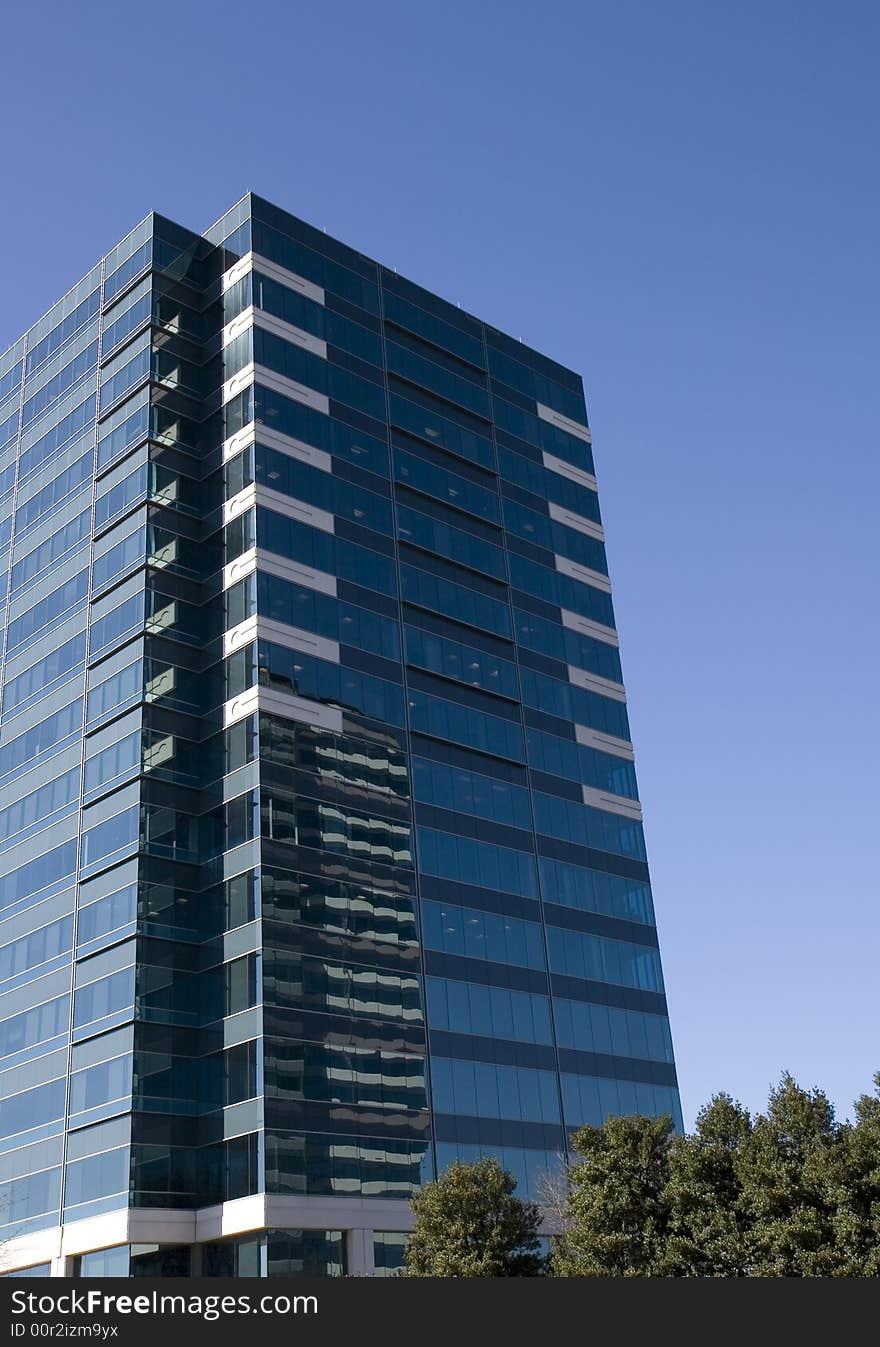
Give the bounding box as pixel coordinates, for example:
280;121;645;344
735;1073;838;1276
403;1157;545;1276
551;1071;880;1277
551;1113;675;1277
661;1093;753;1277
809;1072;880;1276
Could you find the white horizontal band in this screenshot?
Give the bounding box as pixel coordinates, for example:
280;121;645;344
537;402;591;443
567;663;626;703
222;250;325;306
574;721;634;761
581;783;642;820
555;553;612;595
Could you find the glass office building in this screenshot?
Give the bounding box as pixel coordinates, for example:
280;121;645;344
0;194;680;1278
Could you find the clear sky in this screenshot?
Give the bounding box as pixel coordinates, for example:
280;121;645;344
3;1;877;1127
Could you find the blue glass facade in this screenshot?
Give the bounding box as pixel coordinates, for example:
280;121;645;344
0;194;680;1277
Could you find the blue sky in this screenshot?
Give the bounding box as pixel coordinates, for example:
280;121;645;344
3;1;878;1126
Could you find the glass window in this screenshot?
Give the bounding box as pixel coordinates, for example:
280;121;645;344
397;503;505;578
252;327;386;422
538;857;655;924
527;727;637;798
421;897;544;965
81;804;139;871
262;788;412;867
14;448;93;539
553;998;674;1063
6;569;89;653
418;827;537;899
0;1077;66;1140
77;883;137;947
401;564;511;638
393;445;500;522
0;840;77;917
21;342;98;430
2;632;86;715
435;1140;561;1201
533;792;646;861
561;1074;682;1133
408;689;523;761
503;497;607;575
254;442;393;535
84;731;140;796
0;700;82;783
546;926;663;992
431;1057;560;1124
74;1247;130;1278
257;509;397;596
92;523;145;593
256;573;401;661
96;397;149;471
26;290;100;377
405;624;519;699
87;658;142;724
412;756;531;829
494;396;593;474
63;1146;130;1212
249;268;382;364
373;1232;408;1277
242;384;389;479
0;994;69;1061
10;509;91;596
508;553;615;629
500;446;599;522
257;641;405;727
512;616;619;689
0;914;72;982
427;977;553;1045
386;340;490;418
73;965;136;1031
389;392;493;469
520;667;630;741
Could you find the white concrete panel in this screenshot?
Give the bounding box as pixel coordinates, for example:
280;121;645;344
222;307;255;347
560;607;619;646
254;483;334;533
574;721;635;761
582;783;643;821
536;402;591;442
222;419;333;473
257;548;337;597
224;684;260;728
255;617;340;664
223;482;256;524
223;547;257;591
555;553;613;594
548;500;604;541
225;684;342;734
222;360;257;404
253;363;329;414
253;306;327;358
222;250;325;306
223;614;259;656
250;251;325;305
542;451;597;490
258;686;344;735
222;253;255;292
567;663;627;703
223;422;257;462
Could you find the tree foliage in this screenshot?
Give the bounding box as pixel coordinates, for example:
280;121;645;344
551;1071;880;1277
403;1157;545;1276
